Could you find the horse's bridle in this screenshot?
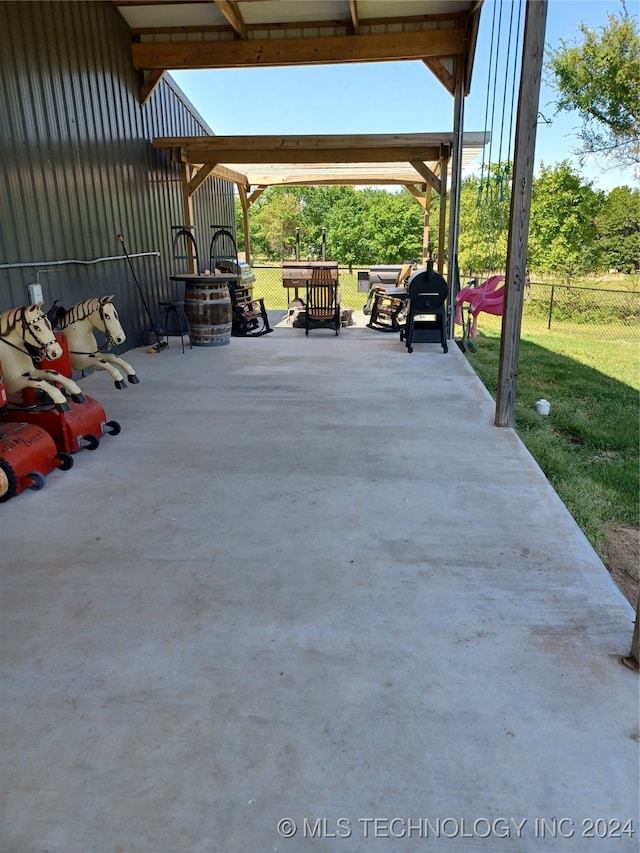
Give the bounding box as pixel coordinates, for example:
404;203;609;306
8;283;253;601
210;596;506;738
68;302;118;356
0;307;58;363
98;302;118;350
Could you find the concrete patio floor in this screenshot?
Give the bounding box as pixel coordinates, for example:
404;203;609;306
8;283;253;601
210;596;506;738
1;317;638;852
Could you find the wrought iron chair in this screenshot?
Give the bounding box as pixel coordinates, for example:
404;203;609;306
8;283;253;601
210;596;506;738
160;225;198;352
209;225;273;337
402;262;449;353
305;267;340;336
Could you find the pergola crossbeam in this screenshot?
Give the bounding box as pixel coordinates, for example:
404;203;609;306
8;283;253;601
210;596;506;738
133;28;465;71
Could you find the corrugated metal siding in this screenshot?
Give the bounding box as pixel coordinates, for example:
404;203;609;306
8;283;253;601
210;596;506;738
0;1;235;345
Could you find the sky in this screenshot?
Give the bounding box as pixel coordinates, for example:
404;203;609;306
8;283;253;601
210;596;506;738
169;0;638;193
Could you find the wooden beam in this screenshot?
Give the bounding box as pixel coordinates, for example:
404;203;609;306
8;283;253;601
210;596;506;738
423;184;433;262
213;0;247;39
187;162;217;196
155;133;452;151
245;174;420;186
198;146;444;164
133;28;466;70
154;134;447;165
349;0;359;35
180;163;196;274
247;186;266;206
464;2;483;96
209;163;249;187
409;160;441;194
140;69;165;105
438;155;448;275
237;184;251;265
405;185;427;208
496;0;548;428
422;58;455;94
629;595;640;667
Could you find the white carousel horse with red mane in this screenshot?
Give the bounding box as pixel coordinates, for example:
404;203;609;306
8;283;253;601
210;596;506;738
0;303;87;411
47;295;139;388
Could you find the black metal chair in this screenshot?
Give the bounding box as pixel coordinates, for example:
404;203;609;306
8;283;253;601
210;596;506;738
159;299;191;352
305;268;340;336
172;225;200;273
402;262;449;353
160;225;200;352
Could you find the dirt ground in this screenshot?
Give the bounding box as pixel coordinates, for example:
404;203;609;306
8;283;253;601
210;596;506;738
603;525;639;608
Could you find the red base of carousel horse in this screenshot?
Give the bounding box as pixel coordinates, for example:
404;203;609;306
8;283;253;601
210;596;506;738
0;421;74;502
0;393;121;454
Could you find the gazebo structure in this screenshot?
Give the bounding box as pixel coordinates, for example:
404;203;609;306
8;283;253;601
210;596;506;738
114;0;485;287
113;0;548;428
151;131;490;272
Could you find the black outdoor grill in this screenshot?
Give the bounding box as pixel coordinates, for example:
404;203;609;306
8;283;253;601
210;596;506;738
358;264;406;294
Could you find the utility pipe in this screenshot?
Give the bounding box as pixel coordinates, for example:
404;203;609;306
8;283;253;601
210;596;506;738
0;252;160;271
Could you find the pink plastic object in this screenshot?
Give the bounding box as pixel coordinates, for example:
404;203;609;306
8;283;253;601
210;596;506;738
454;275;504;326
469;286;506;337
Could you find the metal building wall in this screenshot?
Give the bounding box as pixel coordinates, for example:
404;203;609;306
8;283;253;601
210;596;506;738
0;1;235;345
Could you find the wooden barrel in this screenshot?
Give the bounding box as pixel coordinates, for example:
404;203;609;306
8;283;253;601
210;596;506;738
184;278;232;347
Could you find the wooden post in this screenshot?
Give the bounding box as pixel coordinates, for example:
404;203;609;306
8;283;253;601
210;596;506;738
237;184;251;265
631;594;639;664
422;184;432;263
181;162;197;274
446;60;465;335
495;0;547;427
438;154;448;276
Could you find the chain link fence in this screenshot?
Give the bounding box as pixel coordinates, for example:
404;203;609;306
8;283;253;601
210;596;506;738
461;280;640;343
251;263;374;312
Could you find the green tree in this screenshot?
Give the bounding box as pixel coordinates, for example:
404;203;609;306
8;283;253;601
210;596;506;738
361;189;423;263
594;185;640;272
547;4;640;172
527;162;605;281
297;186;368;262
321;189;369;266
251;187;304;260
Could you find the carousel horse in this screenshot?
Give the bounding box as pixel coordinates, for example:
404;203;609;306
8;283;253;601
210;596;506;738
47;295;139;389
0;304;87;412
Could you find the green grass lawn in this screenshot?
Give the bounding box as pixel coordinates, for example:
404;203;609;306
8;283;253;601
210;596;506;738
462;325;639;564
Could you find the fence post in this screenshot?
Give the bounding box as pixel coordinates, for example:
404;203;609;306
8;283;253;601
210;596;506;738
548;284;554;330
